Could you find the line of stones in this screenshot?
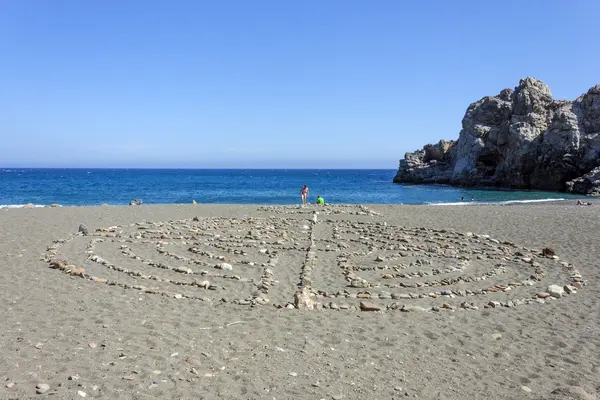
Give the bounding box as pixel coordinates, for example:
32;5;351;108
43;228;273;306
293;212;320;310
108;231;278;305
104;235;281;306
257;204;382;217
296;222;584;311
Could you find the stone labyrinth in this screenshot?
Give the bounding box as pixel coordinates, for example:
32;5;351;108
42;205;585;313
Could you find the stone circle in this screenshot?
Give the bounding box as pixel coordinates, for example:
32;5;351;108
41;205;584;313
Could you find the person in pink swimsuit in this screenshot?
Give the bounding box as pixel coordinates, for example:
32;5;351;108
300;185;309;205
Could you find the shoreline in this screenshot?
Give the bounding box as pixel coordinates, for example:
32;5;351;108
2;196;597;209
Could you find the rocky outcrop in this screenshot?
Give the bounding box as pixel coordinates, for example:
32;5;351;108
393;78;600;194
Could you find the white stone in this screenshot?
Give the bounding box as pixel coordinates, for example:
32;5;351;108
547;285;564;298
78;390;87;397
218;263;233;271
36;383;50;394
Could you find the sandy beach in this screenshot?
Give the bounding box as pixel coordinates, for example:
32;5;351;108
1;203;599;400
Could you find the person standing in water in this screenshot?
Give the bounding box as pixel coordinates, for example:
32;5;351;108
300;185;309;205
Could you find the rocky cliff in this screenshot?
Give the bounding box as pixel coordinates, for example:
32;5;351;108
393;78;600;194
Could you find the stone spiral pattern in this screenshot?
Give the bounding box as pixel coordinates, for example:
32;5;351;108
41;206;584;312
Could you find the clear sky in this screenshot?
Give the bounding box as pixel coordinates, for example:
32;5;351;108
1;0;599;169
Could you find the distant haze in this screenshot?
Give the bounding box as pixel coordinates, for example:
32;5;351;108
1;0;599;168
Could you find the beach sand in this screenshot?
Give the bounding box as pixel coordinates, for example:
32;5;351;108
0;203;599;400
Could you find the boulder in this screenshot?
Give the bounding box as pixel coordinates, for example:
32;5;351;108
393;79;600;194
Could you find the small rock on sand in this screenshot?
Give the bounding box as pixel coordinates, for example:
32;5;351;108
359;301;380;311
547;285;565;298
78;390;87;397
78;224;89;235
36;383;50;394
218;263;233;271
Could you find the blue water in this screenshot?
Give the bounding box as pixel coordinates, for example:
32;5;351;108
0;168;583;207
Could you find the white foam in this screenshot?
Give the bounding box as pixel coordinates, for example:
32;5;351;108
0;204;46;209
495;198;566;205
427;202;472;206
427;198;566;206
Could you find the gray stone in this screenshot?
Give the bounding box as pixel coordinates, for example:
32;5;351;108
401;304;428;312
359;301;381;312
78;224;89;235
564;285;577;294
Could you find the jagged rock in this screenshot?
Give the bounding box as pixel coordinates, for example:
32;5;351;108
566;166;600;195
294;287;315;310
78;224;89;236
394;79;600;194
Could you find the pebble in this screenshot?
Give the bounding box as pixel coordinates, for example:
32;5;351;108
174;294;183;299
332;395;344;400
359;301;381;311
288;372;298;377
36;383;50;394
78;390;87;397
547;285;564;298
6;382;14;388
78;224;89;235
35;342;44;349
88;342;97;349
564;285;577;294
491;333;502;340
219;263;233;271
521;386;532;393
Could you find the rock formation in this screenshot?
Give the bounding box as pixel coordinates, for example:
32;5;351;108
393;78;600;194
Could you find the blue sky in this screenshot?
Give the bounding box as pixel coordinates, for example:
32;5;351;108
1;0;599;168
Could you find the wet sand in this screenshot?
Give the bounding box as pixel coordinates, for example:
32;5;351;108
0;203;599;400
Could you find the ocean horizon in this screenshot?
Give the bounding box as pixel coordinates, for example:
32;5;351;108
0;168;584;207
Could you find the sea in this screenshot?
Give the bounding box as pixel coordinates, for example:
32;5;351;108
0;168;584;208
